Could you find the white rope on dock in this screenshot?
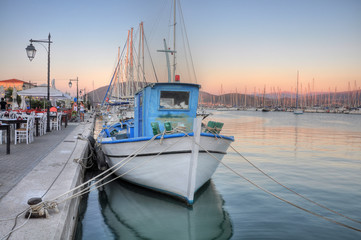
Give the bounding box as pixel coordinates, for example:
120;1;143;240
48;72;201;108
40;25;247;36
0;124;88;240
48;133;161;203
0;210;32;240
46;128;189;206
55;131;190;205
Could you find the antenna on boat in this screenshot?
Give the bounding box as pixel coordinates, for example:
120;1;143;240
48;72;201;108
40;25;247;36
157;39;176;83
157;0;177;83
173;0;176;83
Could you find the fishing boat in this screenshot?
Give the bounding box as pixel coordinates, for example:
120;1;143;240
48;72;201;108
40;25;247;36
96;0;234;205
97;82;234;204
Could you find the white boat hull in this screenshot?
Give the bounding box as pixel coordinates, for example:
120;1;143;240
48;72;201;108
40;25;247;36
100;134;232;204
293;109;304;114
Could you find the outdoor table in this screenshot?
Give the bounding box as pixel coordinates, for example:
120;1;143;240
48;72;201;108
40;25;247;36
0;118;27;129
0;124;11;154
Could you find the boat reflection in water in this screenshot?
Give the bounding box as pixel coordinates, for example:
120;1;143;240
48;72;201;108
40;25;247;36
98;178;233;239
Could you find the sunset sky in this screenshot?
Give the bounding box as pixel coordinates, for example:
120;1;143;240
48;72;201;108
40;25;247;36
0;0;360;97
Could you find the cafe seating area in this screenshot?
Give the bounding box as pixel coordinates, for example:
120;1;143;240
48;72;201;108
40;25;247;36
0;109;72;153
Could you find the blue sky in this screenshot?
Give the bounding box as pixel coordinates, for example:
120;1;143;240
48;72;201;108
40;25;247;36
0;0;360;96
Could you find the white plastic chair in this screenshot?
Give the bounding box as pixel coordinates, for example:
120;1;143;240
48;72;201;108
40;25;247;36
38;114;47;136
14;116;34;144
0;129;3;144
0;113;5;143
51;113;61;131
9;112;17;119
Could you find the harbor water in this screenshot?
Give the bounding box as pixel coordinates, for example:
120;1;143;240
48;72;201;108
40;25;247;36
75;111;361;240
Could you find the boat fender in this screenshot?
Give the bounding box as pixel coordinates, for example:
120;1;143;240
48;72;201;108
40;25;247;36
214;122;224;134
151;122;161;135
205;121;224;134
87;135;98;163
94;144;108;171
88;135;96;147
205;121;216;133
164;121;172;132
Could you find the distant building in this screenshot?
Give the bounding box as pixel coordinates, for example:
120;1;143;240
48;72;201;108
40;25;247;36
0;79;36;90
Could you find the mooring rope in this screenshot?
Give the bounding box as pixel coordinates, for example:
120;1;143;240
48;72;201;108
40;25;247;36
73;137;95;169
0;124;87;240
47;132;162;204
57;129;191;203
58;132;190;204
229;144;361;225
203;125;361;226
0;210;32;240
47;128;187;204
195;140;361;233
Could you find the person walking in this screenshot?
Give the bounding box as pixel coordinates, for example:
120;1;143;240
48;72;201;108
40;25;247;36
79;101;85;122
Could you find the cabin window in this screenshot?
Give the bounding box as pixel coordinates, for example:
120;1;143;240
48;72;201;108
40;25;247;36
159;91;189;109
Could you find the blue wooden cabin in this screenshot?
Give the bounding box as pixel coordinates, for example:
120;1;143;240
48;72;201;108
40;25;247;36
133;82;200;138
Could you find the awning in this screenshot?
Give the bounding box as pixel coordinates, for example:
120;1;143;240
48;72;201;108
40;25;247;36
17;86;67;98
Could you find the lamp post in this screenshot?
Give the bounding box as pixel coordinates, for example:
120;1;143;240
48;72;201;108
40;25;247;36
68;77;79;112
79;88;86;101
25;33;52;132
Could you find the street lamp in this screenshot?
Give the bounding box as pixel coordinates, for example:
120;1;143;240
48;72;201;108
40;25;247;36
69;77;79;112
25;33;52;132
79;88;86;101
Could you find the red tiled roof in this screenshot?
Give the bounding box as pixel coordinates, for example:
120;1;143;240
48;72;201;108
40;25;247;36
0;79;26;83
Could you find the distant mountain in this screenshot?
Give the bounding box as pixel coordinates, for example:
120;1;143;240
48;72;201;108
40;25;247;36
87;85;108;106
88;86;360;108
87;82;147;106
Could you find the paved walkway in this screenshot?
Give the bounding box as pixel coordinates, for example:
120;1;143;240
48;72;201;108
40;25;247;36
0;113;95;239
0;123;78;199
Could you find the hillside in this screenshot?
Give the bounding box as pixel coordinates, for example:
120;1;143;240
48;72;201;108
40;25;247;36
87;86;360;108
87;85;108;106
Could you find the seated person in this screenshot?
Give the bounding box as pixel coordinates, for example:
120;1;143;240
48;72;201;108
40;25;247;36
50;106;58;112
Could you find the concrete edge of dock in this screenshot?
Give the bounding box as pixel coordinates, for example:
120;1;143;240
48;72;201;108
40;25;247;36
0;114;96;240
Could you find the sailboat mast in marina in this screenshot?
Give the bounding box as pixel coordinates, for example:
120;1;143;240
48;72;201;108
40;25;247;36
294;71;304;114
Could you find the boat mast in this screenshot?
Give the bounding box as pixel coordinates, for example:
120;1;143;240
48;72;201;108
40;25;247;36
117;46;120;99
262;85;266;108
173;0;176;82
130;27;134;97
141;22;145;84
157;1;177;83
125;30;130;98
296;71;299;109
